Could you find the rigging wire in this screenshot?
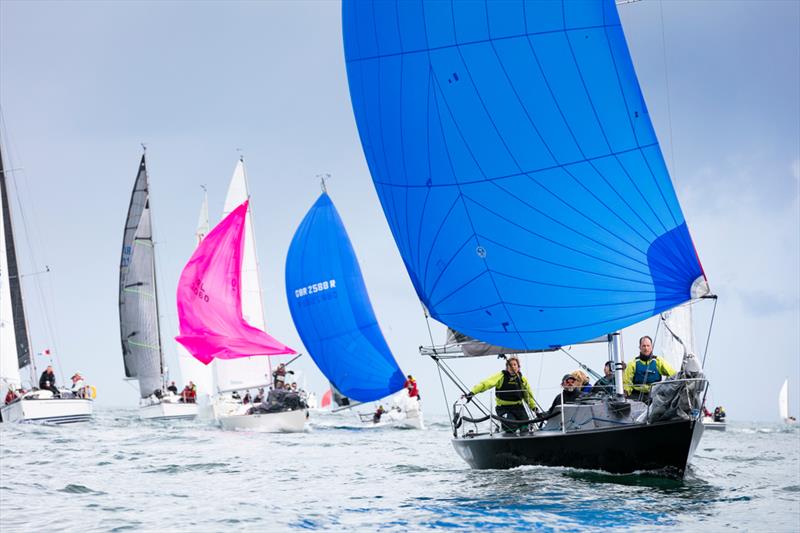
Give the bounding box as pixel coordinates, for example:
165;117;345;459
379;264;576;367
701;297;718;368
658;0;678;176
699;296;719;411
652;314;662;348
420;302;453;428
420;301;493;427
144;149;172;389
536;353;544;395
0;108;64;385
558;347;602;381
434;360;452;431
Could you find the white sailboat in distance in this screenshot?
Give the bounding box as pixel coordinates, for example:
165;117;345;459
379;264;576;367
0;136;93;424
780;379;796;425
199;158;306;432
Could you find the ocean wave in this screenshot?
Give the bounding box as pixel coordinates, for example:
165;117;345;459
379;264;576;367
58;483;104;495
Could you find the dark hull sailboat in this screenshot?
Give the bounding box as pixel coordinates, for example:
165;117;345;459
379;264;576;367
453;418;703;475
342;0;715;475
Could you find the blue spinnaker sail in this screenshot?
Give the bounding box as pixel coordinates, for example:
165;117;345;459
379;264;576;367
342;0;707;351
286;192;405;402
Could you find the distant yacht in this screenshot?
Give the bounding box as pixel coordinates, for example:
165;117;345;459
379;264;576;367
285;186;423;430
176;158;304;432
118;153;196;420
0;137;93;424
780;379;797;425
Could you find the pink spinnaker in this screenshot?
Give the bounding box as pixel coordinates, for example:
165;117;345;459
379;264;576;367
176;200;296;364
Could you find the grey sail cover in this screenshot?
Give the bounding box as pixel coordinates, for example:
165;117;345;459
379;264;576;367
443;328;608;357
119;156;163;397
444;328;524;357
0;146;31;370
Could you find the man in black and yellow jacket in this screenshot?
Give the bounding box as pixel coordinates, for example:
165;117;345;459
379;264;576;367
623;335;676;402
466;355;537;432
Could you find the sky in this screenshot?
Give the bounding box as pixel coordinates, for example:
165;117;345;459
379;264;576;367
0;0;798;422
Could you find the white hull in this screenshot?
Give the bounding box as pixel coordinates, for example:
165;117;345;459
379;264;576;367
0;397;93;424
219;408;307;432
359;411;425;430
358;393;425;430
139;401;197;420
393;411;425;430
702;417;726;431
195;394;215;421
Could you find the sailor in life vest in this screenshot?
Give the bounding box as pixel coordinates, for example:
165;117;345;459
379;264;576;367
623;336;676;402
465;355;537;433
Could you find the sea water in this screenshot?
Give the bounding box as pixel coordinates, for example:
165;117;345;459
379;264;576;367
1;409;798;532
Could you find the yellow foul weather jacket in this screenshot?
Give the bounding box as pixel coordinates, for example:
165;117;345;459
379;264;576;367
623;356;676;394
471;371;536;409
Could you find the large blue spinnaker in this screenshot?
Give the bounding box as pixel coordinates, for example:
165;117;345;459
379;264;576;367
286;192;405;402
342;0;707;351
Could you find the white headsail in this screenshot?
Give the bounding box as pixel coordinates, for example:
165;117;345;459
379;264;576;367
658;303;697;371
0;177;21;390
176;191;214;395
0;146;28;391
211;159;272;391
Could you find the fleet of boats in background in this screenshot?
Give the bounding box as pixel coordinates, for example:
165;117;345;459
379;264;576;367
1;138;428;429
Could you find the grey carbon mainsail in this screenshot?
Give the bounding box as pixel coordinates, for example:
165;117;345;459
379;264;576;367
0;142;31;370
119;155;163;398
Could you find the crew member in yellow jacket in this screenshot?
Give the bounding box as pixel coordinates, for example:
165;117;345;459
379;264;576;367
623;336;676;402
466;355;537;433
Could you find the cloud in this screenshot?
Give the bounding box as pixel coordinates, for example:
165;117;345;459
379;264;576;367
736;289;800;316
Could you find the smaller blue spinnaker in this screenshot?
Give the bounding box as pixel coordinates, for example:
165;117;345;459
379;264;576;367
286;192;405;403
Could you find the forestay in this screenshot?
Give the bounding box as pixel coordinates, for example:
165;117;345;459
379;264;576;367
343;0;708;351
119;156;163;398
658;302;696;371
285;192;405;403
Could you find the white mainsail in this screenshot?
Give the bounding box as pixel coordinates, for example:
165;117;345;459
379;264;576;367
0;188;21;390
176;191;213;395
779;379;789;421
211;159;272;391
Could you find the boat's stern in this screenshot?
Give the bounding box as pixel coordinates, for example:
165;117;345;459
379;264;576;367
1;397;93;424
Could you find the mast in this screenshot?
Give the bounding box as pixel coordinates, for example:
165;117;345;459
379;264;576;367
149;169;166;388
608;333;625;398
239;157;272;380
0;140;33;386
